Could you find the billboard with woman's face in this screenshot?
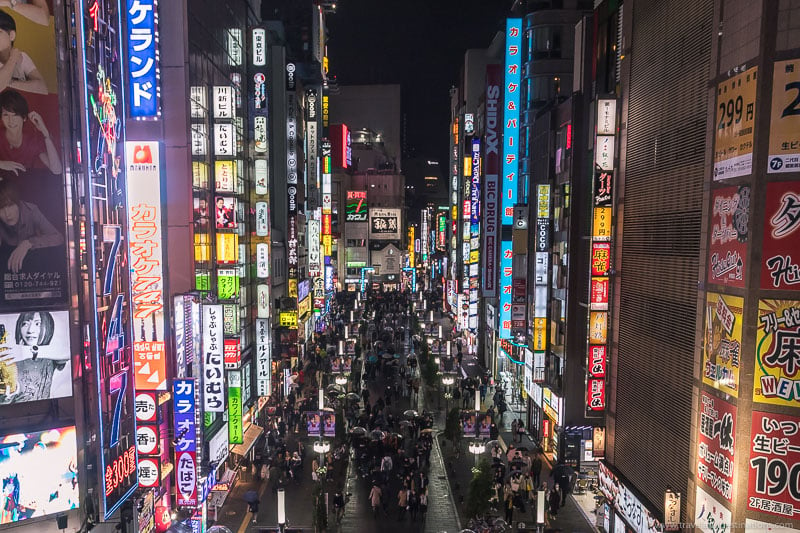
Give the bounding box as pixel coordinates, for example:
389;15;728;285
0;309;70;404
0;4;69;310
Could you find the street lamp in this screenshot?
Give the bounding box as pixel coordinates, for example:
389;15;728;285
277;488;286;532
442;375;455;413
313;439;331;480
468;441;486;470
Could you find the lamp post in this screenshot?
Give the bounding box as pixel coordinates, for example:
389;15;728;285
468;441;486;470
277;487;286;532
442;375;455;414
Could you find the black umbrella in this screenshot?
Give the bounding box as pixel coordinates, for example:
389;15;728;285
243;490;259;504
403;409;419;419
346;392;360;401
551;463;575;480
349;426;367;437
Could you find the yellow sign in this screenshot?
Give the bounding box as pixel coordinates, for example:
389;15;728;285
754;300;800;407
216;233;238;264
288;279;298;299
323;235;332;256
533;318;547;351
713;66;757;180
593;207;612;240
702;293;742;397
408;226;415;268
537;185;551;218
298;296;311;319
589;311;608;344
768;59;800;173
469;250;479;264
194;233;211;262
214;160;237;192
279;311;298;328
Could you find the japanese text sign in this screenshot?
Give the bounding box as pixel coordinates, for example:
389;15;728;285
173;378;197;506
713;67;757;180
202;305;225;412
748;411;800;518
708;186;749;288
228;370;243;445
126;0;160;118
126;142;166;390
697;392;736;502
754;300;800;407
501;18;521;226
702;293;742;397
761;181;800;290
768;59;800;173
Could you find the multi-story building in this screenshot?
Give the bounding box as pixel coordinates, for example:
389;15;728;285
0;1;336;531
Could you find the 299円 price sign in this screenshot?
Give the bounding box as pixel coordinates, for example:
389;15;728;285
748;411;800;518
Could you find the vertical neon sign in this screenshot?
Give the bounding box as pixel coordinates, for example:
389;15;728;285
499;18;522;339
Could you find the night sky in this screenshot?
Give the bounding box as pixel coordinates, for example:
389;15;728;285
326;0;511;163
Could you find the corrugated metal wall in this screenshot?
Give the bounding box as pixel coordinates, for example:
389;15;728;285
614;0;713;508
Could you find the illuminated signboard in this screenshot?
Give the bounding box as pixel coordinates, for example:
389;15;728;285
203;305;225;412
483;66;501;299
82;1;138;516
173;379;197;506
252;28;266;66
224;338;241;369
0;426;79;523
587;98;617;416
279;311;298;328
228;370;243;444
346;190;368;222
125;0;160;119
308;219;321;277
330;124;351;169
126;142;167;391
255;318;271;396
499;19;522;339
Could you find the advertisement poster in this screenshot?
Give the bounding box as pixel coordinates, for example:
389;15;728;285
479;414;492;437
747;411;800;518
697;392;736;502
462;412;477;437
345;190;368;222
713;66;757;180
708;186;749;288
761;181;800;290
306;411;321;436
215;196;236;229
0;7;67;310
0;309;70;404
173;379;197;507
702;293;742;397
593;207;612;240
768;58;800;173
754;299;800;407
322;412;336;437
369;208;401;240
0;426;78;524
695;486;732;533
228;370;242;445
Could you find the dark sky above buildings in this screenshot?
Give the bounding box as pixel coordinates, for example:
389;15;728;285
326;0;510;163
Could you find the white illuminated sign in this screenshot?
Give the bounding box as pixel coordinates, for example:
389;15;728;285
255;158;268;195
252;28;266;66
213;86;234;119
214;123;235;156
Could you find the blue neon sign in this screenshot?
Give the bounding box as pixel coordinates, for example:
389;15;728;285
499;18;522;339
126;0;160;118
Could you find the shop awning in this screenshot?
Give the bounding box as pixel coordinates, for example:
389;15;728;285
231;424;264;456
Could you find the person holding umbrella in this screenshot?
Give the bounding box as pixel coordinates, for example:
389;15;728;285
244;490;260;523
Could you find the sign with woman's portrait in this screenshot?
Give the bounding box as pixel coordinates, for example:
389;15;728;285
0;309;71;404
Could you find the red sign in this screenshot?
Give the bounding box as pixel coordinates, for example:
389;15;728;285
590;278;609;309
175;451;198;506
587;378;605;411
134;391;158;423
105;445;137;497
588;345;606;378
748;411;800;517
224;339;241;368
513;278;526;299
322;213;332;235
697;391;736;502
708;186;749;288
761;181;800;290
591;242;611;276
347;190;366;200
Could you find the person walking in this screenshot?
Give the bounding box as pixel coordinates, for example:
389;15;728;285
532;452;543;487
419;488;428;520
369;483;383;517
248;499;259;523
333;491;345;524
511;419;519;442
397;487;408;520
548;485;561;518
504;491;515;524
